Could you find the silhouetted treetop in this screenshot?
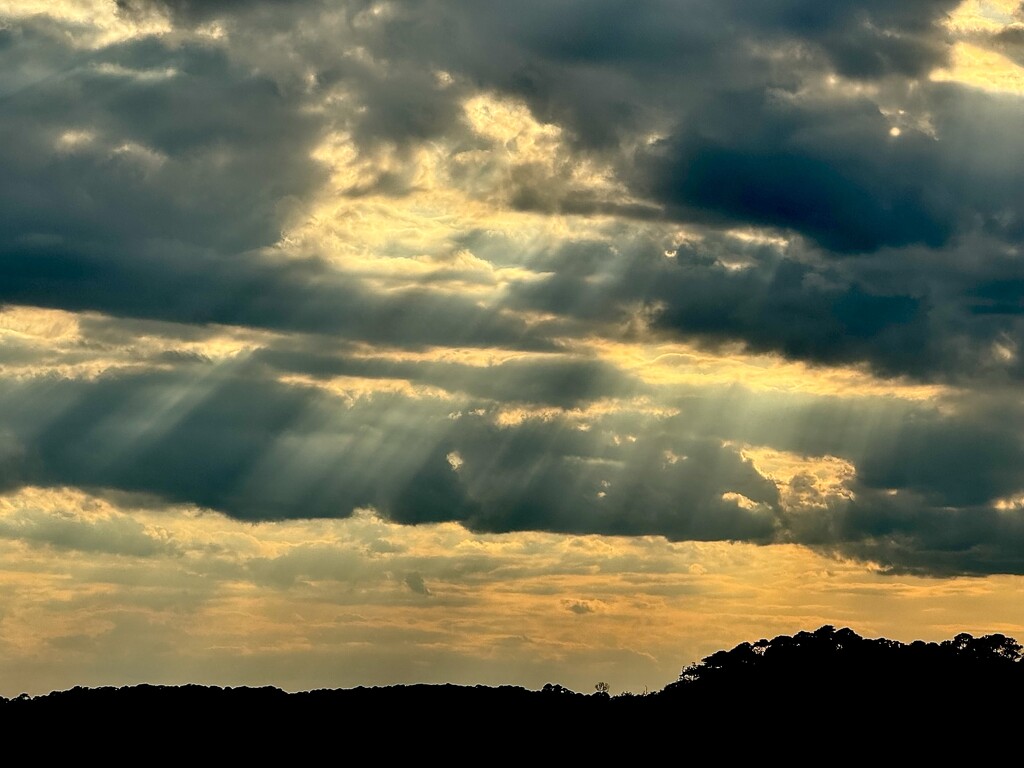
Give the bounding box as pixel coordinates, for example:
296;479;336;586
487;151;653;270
4;626;1023;738
664;625;1023;702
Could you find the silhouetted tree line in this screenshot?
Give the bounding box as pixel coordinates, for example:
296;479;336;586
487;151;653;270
661;625;1023;704
3;627;1022;742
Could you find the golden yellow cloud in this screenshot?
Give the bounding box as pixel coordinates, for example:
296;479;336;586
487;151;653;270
944;0;1022;34
932;42;1024;95
0;0;171;46
0;305;272;380
580;336;951;401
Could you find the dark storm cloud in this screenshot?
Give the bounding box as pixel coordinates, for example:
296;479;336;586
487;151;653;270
0;17;556;350
851;416;1024;507
3;351;1024;572
647;115;953;253
0;23;321;253
0;366;334;519
254;346;640;407
356;0;956;144
660;386;1024;511
0;363;473;522
514;233;931;369
820;492;1024;577
645;386;1024;574
0;237;553;349
449;416;780;541
336;0;976;253
158;0;972;255
0;365;777;541
6;4;1023;368
643;80;1024;253
308;0;1024;378
501;225;1024;381
343;3;1024;365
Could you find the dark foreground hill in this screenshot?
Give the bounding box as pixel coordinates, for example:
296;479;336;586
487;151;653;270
4;626;1021;752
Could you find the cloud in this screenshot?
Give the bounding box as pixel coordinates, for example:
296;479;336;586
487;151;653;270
246;543;366;588
648;125;953;253
822;491;1024;576
114;0;318;27
331;1;970;254
450;417;781;541
404;572;430;596
255;346;641;407
14;1;1024;708
3;1;1024;581
504;224;1024;382
0;501;174;557
0;17;550;351
0;22;323;251
6;4;1024;375
352;1;957;144
564;600;595;615
0;361;773;541
4;333;1024;574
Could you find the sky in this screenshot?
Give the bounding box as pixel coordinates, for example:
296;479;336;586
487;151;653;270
2;0;1024;697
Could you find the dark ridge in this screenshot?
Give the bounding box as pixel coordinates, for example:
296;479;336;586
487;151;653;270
3;627;1021;747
